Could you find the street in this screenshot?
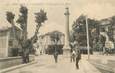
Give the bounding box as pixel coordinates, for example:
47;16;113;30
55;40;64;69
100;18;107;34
5;55;87;73
3;54;115;73
89;55;115;73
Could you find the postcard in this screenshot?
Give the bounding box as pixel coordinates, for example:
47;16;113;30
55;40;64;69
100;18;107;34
0;0;115;73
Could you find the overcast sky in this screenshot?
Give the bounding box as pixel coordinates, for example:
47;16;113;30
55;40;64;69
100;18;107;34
0;0;115;38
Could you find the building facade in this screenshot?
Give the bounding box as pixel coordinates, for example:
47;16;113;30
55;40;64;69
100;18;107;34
38;31;65;54
0;26;22;58
99;18;115;49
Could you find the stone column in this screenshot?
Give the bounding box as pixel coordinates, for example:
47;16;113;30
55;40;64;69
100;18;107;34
63;7;70;54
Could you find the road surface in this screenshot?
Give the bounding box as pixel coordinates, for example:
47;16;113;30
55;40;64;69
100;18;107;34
6;55;86;73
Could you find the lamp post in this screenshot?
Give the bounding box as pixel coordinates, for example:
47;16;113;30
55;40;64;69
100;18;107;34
85;16;90;60
113;26;115;49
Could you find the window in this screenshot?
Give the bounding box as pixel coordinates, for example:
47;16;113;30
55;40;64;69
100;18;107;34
9;40;13;46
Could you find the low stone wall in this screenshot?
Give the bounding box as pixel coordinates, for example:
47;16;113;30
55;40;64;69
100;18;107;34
0;55;35;70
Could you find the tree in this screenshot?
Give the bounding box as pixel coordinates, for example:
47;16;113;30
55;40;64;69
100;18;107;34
99;35;106;47
50;31;62;53
17;5;28;40
6;12;15;24
72;15;99;47
6;12;16;37
6;6;47;63
50;31;60;45
34;9;47;36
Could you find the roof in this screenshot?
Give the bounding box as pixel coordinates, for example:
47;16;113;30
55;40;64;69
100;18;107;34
44;31;64;36
38;31;64;39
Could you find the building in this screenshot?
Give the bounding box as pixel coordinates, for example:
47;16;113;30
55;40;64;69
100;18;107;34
0;26;22;58
99;18;115;49
38;31;65;54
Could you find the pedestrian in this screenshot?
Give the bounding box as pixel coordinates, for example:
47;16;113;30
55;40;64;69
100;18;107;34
75;50;81;69
53;51;58;63
71;50;76;62
23;48;30;63
53;45;59;63
70;42;76;62
70;44;73;62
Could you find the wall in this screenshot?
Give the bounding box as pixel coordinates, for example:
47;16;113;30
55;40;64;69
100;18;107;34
0;31;9;58
0;55;34;70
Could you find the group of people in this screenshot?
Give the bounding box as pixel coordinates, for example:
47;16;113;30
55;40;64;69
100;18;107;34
70;49;81;69
70;41;81;69
53;41;81;69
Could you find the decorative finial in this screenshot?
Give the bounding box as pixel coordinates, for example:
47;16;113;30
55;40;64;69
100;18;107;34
64;7;70;15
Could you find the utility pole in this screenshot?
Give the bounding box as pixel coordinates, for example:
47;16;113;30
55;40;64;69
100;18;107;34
85;16;90;60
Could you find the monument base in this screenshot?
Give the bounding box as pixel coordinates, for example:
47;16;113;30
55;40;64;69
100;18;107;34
63;46;71;55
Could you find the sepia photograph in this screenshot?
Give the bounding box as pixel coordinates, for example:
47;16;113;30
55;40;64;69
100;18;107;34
0;0;115;73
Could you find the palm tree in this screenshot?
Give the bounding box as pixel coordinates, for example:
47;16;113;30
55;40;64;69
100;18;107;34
6;12;15;24
6;12;16;38
34;9;47;35
17;5;28;40
31;9;47;44
6;6;47;63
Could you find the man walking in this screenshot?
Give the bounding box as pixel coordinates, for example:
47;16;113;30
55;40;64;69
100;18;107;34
71;50;76;62
53;45;59;63
70;41;77;62
75;50;81;69
53;51;58;63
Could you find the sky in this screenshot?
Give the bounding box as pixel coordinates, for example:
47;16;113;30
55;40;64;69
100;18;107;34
0;0;115;38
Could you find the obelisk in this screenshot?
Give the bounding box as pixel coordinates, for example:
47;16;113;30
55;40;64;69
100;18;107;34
63;7;70;54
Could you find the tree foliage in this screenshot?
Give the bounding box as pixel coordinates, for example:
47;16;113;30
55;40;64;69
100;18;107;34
17;6;28;30
34;9;47;37
6;6;47;63
35;9;47;25
71;15;99;47
6;12;15;24
50;31;61;44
